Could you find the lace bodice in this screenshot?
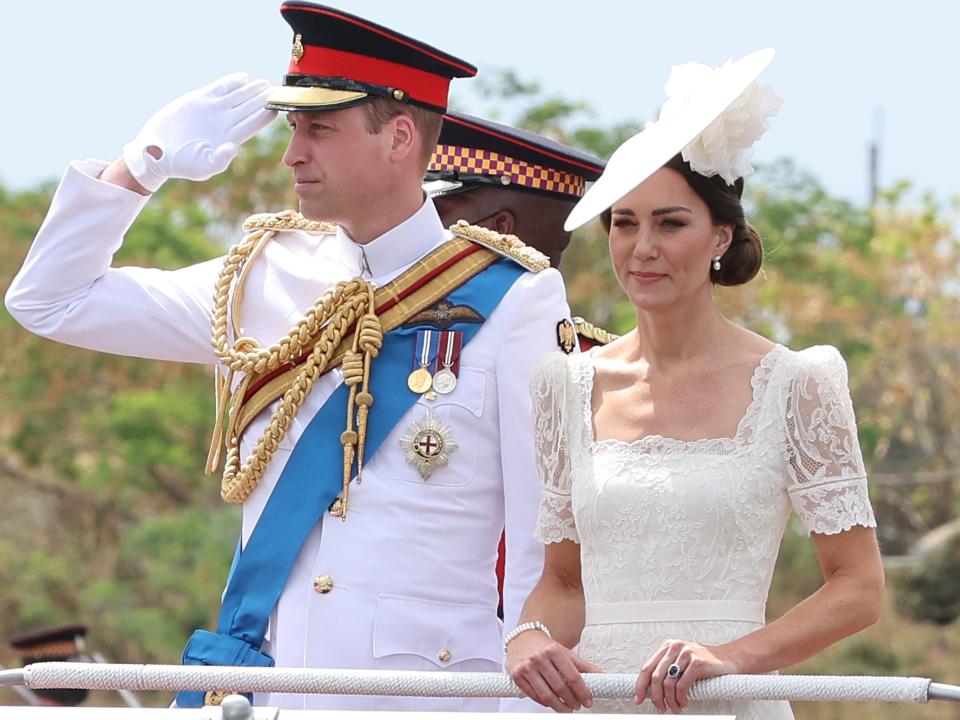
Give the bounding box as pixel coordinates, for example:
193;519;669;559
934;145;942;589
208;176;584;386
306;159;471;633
530;344;876;716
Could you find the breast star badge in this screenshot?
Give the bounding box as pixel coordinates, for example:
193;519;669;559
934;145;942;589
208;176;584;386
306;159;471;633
399;409;458;480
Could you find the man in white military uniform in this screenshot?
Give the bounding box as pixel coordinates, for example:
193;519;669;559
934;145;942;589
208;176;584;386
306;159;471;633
5;2;572;711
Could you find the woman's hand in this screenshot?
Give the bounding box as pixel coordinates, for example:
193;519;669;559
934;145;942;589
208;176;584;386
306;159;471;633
635;639;739;714
506;631;601;713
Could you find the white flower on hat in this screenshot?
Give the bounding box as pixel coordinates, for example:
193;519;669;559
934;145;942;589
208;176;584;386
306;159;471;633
655;59;783;185
564;48;778;232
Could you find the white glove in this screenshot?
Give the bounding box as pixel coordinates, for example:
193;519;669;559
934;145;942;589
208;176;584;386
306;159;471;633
122;72;277;192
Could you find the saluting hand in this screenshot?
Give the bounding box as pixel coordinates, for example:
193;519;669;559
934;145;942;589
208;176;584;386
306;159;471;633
506;631;601;713
122;73;276;192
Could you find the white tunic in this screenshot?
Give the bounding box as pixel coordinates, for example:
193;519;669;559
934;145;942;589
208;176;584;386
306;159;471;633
532;345;877;718
5;159;573;711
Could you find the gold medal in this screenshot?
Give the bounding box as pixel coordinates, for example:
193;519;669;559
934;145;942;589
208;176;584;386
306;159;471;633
432;367;457;394
399;409;458;479
407;329;437;394
407;366;433;394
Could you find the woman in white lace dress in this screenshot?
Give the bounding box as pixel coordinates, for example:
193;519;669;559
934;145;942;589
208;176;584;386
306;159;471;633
505;51;885;717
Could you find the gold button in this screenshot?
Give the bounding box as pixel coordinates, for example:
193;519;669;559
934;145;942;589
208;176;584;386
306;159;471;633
313;575;334;594
204;690;228;706
438;649;452;663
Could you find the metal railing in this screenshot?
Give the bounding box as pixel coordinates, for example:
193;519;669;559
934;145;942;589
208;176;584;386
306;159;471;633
0;662;957;717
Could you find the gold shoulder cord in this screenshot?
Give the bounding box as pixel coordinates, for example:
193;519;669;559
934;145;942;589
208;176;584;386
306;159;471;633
206;213;380;518
572;317;618;346
448;220;550;272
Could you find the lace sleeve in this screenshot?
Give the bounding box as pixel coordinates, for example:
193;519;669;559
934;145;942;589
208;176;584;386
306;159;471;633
784;346;877;535
530;352;579;544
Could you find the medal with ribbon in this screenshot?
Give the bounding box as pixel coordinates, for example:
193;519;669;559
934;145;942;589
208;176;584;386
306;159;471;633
432;330;463;395
400;329;463;476
407;329;438;394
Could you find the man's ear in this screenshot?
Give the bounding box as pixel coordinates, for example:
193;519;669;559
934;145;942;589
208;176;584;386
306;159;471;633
491;209;516;235
388;113;417;162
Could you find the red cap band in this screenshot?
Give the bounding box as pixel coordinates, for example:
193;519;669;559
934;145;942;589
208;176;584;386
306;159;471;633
291;45;450;108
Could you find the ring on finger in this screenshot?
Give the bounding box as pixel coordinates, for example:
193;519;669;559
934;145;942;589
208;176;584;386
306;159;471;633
667;661;683;679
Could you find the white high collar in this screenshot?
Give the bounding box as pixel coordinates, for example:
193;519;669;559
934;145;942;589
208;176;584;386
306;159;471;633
335;197;447;281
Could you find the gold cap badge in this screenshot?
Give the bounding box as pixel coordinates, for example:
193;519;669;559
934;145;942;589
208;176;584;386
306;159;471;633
292;33;304;63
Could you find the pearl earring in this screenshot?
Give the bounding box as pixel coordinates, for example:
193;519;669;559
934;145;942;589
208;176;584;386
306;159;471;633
712;255;722;272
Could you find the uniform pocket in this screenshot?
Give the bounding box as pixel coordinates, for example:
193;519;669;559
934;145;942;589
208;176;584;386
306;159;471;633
422;365;486;417
372;593;502;670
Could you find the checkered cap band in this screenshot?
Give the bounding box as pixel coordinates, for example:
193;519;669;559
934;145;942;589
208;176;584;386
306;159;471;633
429;145;586;197
17;639;81;659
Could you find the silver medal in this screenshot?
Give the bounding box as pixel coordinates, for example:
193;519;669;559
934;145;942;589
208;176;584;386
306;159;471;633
432;367;457;394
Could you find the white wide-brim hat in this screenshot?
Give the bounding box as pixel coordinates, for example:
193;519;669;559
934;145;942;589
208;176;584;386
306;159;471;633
564;48;776;232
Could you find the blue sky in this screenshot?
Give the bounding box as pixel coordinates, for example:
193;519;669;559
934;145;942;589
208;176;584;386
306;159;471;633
2;1;958;209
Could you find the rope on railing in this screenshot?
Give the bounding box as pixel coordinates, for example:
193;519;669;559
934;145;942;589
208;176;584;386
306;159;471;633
0;663;953;704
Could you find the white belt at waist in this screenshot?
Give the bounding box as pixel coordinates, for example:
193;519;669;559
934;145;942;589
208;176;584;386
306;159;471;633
585;600;766;625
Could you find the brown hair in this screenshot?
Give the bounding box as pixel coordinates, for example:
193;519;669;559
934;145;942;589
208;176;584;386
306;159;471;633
600;154;763;286
361;97;443;172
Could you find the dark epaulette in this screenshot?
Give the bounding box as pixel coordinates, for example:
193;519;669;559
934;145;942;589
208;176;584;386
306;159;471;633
242;210;336;234
573;317;618;347
448;219;550;272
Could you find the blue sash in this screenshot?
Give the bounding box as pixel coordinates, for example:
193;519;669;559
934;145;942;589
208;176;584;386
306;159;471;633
177;259;524;707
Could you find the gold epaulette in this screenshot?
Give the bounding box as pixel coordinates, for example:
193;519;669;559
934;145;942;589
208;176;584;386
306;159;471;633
449;219;550;272
573;317;618;345
242;210;336;234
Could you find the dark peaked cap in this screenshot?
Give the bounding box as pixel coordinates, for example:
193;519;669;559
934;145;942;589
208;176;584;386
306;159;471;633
10;625;90;706
266;2;476;112
9;624;88;661
426;112;606;200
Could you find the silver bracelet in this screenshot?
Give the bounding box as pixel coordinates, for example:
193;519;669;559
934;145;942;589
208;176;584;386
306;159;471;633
503;621;552;652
